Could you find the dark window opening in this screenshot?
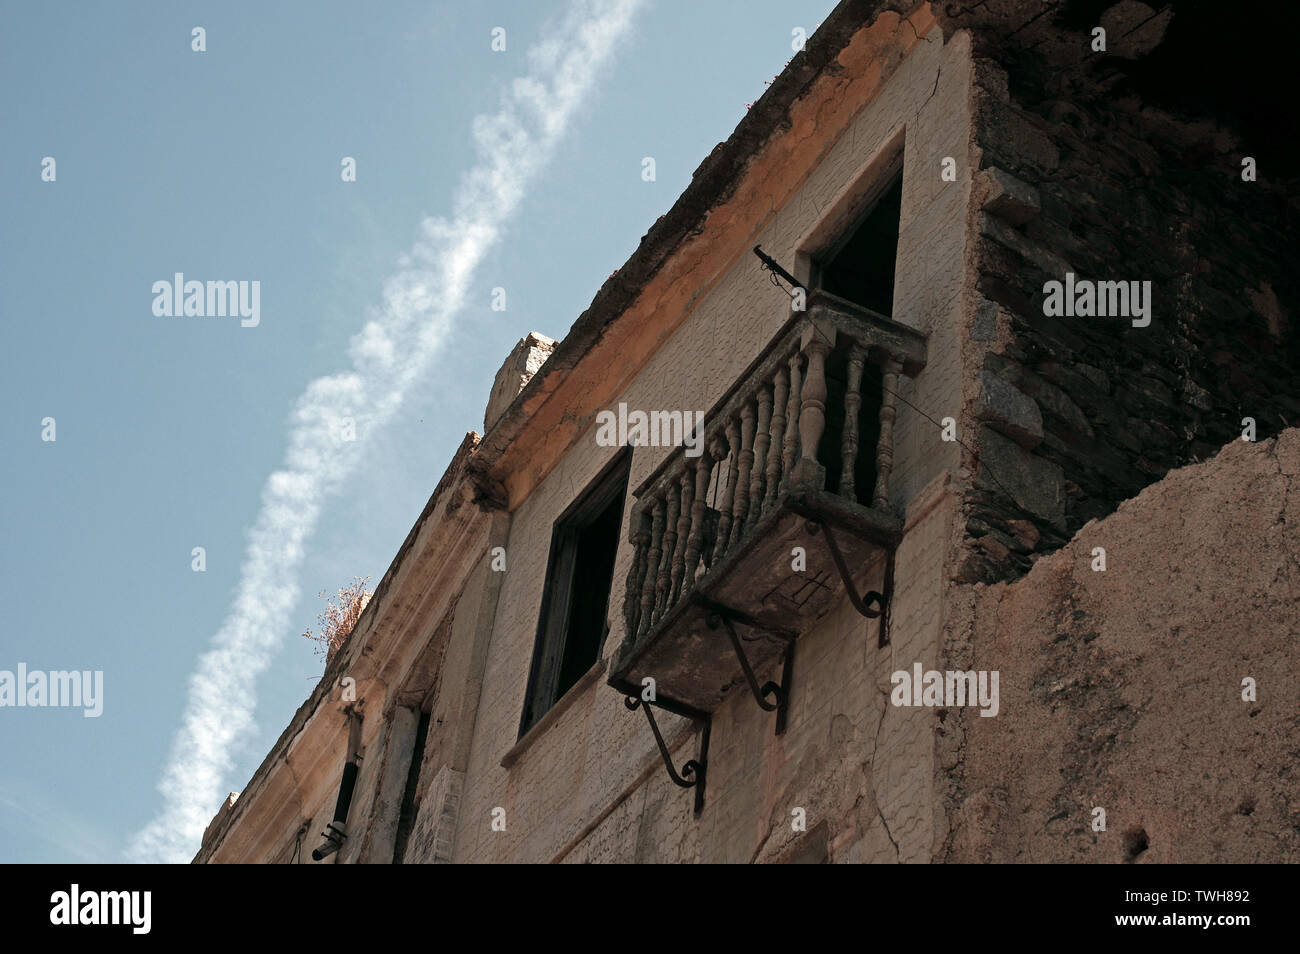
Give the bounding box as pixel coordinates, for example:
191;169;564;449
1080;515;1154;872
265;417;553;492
392;708;431;864
815;173;903;317
519;450;630;737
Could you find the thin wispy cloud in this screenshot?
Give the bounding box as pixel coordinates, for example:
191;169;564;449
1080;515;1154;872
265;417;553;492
129;0;643;864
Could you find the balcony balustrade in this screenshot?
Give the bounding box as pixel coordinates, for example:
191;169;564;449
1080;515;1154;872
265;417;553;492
608;289;927;719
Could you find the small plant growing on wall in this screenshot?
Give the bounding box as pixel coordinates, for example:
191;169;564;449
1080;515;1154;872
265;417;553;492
302;577;373;663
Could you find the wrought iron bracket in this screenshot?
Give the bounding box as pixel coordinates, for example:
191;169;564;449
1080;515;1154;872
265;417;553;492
805;520;894;646
705;607;796;735
623;696;709;815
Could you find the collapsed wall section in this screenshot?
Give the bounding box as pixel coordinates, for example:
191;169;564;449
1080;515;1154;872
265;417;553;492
954;11;1298;584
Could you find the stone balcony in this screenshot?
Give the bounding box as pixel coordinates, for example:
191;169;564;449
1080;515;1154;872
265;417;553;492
608;290;927;717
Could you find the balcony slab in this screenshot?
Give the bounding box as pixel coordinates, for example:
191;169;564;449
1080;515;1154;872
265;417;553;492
609;490;900;713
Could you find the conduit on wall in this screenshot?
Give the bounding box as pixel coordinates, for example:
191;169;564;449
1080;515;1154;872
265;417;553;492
312;708;364;861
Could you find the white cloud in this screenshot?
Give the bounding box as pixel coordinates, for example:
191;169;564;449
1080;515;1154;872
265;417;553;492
128;0;643;864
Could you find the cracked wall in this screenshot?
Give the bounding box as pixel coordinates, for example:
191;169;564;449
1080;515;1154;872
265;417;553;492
939;430;1300;863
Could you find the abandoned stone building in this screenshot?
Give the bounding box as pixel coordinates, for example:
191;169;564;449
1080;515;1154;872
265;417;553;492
197;0;1299;864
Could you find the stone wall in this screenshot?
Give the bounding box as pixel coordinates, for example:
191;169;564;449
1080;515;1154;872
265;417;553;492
957;40;1298;585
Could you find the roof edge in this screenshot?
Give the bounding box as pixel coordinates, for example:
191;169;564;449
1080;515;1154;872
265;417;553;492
471;0;916;477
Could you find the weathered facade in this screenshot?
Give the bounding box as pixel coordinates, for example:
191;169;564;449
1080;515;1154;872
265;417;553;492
196;0;1298;864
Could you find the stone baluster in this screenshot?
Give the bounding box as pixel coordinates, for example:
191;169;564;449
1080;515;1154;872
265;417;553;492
779;352;802;495
840;342;867;501
790;325;834;491
731;403;757;541
683;453;711;588
668;469;692;606
623;511;650;639
639;499;665;635
656;489;680;620
764;366;790;511
714;418;740;558
872;357;903;511
747;384;773;529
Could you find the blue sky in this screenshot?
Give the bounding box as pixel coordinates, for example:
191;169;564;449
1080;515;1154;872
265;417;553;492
0;0;836;863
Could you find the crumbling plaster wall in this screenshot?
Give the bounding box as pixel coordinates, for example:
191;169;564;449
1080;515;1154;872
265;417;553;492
938;431;1300;863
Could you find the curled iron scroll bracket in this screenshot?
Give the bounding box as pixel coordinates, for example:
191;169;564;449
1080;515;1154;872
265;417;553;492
624;695;705;794
706;610;795;735
806;520;888;620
